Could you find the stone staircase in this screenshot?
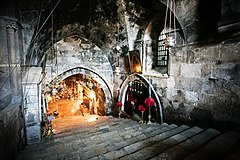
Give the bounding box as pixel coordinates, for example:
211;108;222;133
17;116;240;160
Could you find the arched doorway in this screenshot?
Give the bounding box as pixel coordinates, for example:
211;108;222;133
47;73;107;118
118;73;163;124
45;67;113;117
42;67;112;137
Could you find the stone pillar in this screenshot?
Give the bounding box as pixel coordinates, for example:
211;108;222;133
6;23;18;96
0;17;11;110
22;67;43;144
0;17;25;159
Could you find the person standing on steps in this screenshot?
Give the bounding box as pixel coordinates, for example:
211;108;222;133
47;113;55;136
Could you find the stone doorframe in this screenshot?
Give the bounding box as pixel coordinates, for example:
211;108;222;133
47;67;113;115
118;73;163;124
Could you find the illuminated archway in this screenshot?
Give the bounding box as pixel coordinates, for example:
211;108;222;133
46;67;113;115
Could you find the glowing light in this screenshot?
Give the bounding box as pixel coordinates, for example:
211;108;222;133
87;115;99;122
48;96;52;102
89;90;95;99
135;65;142;73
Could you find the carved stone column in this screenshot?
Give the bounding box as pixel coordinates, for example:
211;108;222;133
6;24;18;96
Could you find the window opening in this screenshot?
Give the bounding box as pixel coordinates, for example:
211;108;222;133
157;32;169;67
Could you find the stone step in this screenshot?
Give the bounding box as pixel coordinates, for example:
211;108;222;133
17;116;240;160
53;116;129;138
118;126;202;160
150;128;221;160
53;117;162;143
184;131;240;160
18;118;165;159
85;124;177;160
17;116;109;151
54;120;139;143
17;123;175;160
24;123;172;160
20;117;138;153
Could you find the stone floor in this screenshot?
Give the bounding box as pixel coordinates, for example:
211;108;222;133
47;98;88;117
17;114;240;160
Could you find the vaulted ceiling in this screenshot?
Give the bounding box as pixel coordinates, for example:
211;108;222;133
2;0;188;67
12;0;174;66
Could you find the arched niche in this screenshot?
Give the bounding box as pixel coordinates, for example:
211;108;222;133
118;73;163;124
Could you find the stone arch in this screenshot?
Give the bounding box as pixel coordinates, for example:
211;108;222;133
48;67;113;115
131;2;185;75
43;35;115;105
26;20;117;66
118;73;163;124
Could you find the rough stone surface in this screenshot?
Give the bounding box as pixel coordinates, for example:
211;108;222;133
1;0;240;158
0;104;24;160
17;116;240;160
180;63;202;78
153;38;240;131
22;67;43;144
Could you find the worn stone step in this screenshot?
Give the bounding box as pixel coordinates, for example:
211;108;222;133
150;128;221;160
94;125;187;160
18;123;173;160
18;119;167;160
84;124;176;160
18;115;240;160
53;118;162;144
20;118;139;154
54;121;139;143
184;131;240;160
42;123;171;160
119;126;203;160
17;117;123;153
54;116;134;139
35;117;137;144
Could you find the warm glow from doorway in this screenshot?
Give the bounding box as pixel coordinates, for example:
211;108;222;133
87;115;99;122
89;90;95;99
48;96;52;102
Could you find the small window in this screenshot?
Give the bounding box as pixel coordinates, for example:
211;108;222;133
157;34;169;67
156;29;177;74
156;27;184;74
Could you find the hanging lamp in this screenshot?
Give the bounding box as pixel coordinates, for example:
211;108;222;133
163;0;176;48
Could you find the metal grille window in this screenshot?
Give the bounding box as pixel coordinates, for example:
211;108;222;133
157;34;169;67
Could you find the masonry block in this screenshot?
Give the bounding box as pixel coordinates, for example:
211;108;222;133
181;63;202;78
26;125;41;144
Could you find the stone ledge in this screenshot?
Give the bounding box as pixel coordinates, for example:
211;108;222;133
218;21;240;34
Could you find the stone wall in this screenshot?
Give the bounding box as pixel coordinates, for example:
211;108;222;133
0;15;26;159
154;38;240;131
0;104;25;160
44;38;114;94
125;0;240;131
22;67;43;144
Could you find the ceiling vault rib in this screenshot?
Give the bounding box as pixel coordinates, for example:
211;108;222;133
31;0;61;47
